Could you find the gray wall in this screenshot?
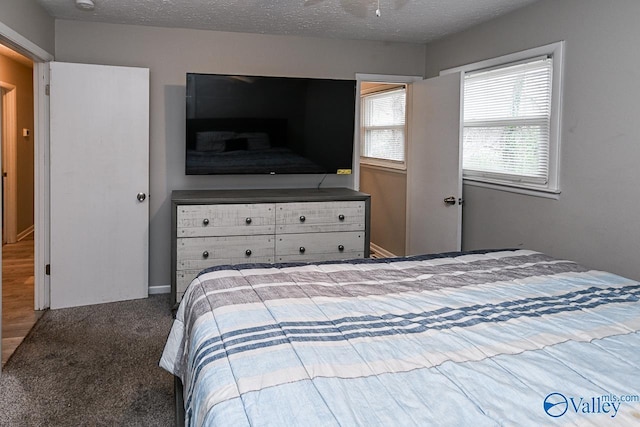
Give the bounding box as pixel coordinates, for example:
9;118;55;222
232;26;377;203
424;0;640;281
54;20;426;288
0;0;54;55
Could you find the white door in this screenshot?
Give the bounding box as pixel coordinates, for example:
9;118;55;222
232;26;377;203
406;72;463;255
49;62;149;309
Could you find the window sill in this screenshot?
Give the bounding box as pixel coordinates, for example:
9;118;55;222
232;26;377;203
463;178;560;200
360;159;406;174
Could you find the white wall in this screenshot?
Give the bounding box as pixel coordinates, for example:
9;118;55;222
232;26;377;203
424;0;640;280
54;20;426;289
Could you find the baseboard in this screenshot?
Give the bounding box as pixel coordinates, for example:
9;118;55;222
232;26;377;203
149;284;170;295
17;225;35;241
370;242;397;259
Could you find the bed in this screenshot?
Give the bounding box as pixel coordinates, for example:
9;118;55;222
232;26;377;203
160;249;640;426
186;146;327;175
185;118;328;175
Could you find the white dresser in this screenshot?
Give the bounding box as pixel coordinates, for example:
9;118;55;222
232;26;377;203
171;188;370;303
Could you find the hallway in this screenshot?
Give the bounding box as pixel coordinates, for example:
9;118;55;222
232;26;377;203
2;234;41;366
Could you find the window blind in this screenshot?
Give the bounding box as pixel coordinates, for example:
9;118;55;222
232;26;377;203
361;88;406;163
463;57;553;185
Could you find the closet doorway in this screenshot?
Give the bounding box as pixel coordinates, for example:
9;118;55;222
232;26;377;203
359;80;409;258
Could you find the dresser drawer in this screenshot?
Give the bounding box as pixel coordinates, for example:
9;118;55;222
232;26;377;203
177;203;275;237
171;189;370;305
177;235;275;270
276;201;365;234
275;231;364;262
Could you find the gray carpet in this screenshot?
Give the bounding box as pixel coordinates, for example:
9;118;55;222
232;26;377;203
0;294;175;426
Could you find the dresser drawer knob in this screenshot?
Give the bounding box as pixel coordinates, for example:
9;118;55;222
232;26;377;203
202;250;209;259
203;218;209;226
338;214;345;221
299;215;306;222
245;249;252;256
338;245;345;252
299;246;306;253
245;217;252;224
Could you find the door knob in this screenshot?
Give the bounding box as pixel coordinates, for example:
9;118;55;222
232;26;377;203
443;196;456;206
137;192;146;202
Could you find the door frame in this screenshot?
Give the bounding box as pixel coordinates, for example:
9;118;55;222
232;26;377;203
354;73;423;255
354;74;423;191
0;23;54;315
355;73;464;255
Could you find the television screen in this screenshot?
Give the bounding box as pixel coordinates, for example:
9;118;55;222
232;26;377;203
186;73;356;175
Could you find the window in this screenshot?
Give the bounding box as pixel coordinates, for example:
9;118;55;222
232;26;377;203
452;42;563;196
360;86;407;169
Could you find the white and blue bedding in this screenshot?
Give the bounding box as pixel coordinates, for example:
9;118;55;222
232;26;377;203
160;249;640;426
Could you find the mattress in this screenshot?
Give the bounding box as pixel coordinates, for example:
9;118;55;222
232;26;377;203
160;249;640;426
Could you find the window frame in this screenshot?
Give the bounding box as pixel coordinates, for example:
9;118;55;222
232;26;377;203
359;84;408;171
442;42;564;199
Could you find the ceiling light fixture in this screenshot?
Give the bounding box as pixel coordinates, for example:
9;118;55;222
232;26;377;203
375;0;381;17
75;0;95;11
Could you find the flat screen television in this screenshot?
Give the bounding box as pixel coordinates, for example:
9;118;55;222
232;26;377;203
186;73;356;175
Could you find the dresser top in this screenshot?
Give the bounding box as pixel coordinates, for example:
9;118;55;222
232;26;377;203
172;187;370;204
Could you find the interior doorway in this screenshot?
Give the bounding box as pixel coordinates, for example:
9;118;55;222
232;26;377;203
0;43;39;366
357;73;464;259
358;80;409;258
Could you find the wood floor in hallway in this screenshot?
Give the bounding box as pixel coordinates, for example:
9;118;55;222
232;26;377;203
2;235;43;366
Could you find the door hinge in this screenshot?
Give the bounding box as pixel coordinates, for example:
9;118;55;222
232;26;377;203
45;84;50;96
45;264;51;275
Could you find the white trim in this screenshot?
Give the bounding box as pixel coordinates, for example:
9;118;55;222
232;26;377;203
17;225;34;241
361;83;405;96
440;42;563;76
0;24;54;310
0;82;17;243
360;157;406;171
356;74;424;84
0;22;53;62
352;80;362;191
464;179;560;200
34;62;50;310
149;284;171;295
442;41;564;197
370;242;397;259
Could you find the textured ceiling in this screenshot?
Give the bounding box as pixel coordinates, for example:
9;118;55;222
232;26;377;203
35;0;540;44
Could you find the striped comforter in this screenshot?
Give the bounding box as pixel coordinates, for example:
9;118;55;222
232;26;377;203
160;249;640;426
